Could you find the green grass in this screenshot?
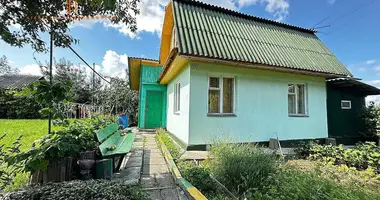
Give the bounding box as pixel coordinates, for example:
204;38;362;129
0;119;48;192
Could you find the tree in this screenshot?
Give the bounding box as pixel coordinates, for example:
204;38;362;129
0;0;140;52
0;55;19;75
41;58;91;104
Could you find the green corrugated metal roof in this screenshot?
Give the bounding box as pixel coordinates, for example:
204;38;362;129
172;0;352;76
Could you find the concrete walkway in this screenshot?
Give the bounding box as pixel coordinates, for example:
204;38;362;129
141;133;187;200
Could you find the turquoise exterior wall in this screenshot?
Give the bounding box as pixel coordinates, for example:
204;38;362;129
188;62;328;145
166;65;191;144
138;65;167;128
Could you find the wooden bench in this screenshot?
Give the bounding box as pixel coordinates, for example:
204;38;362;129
95;123;136;171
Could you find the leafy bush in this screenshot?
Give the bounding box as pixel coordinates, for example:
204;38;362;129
359;101;380;139
0;88;42;119
293;140;318;159
155;128;181;161
7;116;113;173
258;168;380;200
0;135;23;192
1;180;148;200
177;161;216;194
308;142;380;173
209;141;280;197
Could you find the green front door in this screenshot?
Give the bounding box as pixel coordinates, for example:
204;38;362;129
145;91;163;128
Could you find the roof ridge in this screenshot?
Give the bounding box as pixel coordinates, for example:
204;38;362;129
173;0;316;34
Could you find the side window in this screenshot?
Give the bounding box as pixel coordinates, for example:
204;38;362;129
208;77;235;114
341;100;351;109
174;82;180;113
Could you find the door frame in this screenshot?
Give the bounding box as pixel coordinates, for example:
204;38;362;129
144;90;163;128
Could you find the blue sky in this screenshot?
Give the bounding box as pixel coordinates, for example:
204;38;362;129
1;0;380;99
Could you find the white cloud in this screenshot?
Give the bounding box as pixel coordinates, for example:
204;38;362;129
366;95;380;106
100;50;128;78
366;80;380;85
19;64;43;76
105;0;290;38
374;65;380;71
366;59;376;65
236;0;289;21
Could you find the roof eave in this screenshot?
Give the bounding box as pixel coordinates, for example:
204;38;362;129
180;54;351;78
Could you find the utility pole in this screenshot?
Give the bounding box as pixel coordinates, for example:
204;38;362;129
48;20;53;134
91;63;96;107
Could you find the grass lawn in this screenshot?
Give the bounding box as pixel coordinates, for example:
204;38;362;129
0;119;48;192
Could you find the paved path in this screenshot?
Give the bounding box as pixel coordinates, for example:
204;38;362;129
141;134;187;200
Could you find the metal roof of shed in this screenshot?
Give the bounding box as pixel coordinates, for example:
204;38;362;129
327;78;380;96
0;74;43;89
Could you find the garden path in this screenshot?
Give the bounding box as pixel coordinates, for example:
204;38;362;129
141;133;188;200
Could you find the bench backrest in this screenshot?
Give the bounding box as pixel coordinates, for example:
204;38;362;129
98;130;122;156
95;123;119;143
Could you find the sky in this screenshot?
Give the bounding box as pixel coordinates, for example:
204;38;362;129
1;0;380;100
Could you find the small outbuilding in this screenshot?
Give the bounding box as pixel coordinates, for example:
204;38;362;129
326;78;380;144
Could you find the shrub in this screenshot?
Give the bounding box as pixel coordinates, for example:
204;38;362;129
7;116;113;173
2;180;148;200
260;169;380;200
155;129;181;161
293;140;318;159
177;161;216;194
308;142;380;173
0;134;23;192
209;141;280;197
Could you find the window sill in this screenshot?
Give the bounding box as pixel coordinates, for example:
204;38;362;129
289;114;309;118
207;113;237;117
174;112;180;115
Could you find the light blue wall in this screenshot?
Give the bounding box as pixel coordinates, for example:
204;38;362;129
188;62;328;145
166;65;190;144
138;65;167;128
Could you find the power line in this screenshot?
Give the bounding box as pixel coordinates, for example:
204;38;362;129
313;0;377;33
68;45;110;84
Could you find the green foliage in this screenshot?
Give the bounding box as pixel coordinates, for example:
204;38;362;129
308;142;380;173
7;116;113;173
293;140;319;159
0;88;42;119
16;79;72;119
177;161;216;194
0;119;49;191
2;180;148;200
359;101;380;139
209;141;280;197
0;0;140;52
155;128;180;161
258;168;380;200
0;134;23;192
0;55;19;75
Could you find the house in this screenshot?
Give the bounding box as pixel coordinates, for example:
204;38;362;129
0;74;44;89
129;0;380;149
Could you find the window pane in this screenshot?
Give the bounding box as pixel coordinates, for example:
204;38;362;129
177;83;180;111
209;77;219;88
223;78;234;113
288;84;295;93
288;94;296;114
297;85;305;114
208;90;220;113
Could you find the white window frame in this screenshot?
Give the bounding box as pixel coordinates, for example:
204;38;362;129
288;83;308;116
341;100;351;109
174;82;180;114
207;76;235;115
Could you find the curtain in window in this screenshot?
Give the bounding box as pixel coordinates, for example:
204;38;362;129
297;85;305;114
223;78;233;113
208;90;220;113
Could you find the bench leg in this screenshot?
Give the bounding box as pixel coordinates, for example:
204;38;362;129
115;155;124;172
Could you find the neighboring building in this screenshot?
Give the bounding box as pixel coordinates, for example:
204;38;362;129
129;0;380;149
0;74;43;89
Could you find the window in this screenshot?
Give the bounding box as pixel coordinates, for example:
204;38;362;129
174;82;180;113
288;84;307;115
341;100;351;109
208;77;235;114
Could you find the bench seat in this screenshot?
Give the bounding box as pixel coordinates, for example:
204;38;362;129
99;131;136;157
